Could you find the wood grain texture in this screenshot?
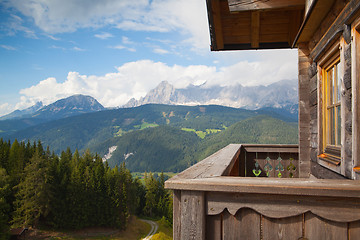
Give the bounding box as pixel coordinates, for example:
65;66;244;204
304;212;348;240
166;176;360;198
263;215;303;240
206;213;222;240
167;144;241;181
237;208;261;239
298;44;311;178
251;11;260;48
222;209;239;240
180;191;205;240
173;190;181;240
244;145;299;153
352;17;360;180
211;0;224;50
310;0;360;61
228;0;304;12
207;191;360;222
349;220;360;240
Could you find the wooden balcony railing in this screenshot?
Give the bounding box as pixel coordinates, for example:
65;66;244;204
165;144;360;240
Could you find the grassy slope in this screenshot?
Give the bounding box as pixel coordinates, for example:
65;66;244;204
2;104;258;154
95;115;297;173
27;216;151;240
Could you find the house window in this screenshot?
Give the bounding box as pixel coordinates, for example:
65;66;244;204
324;59;341;147
319;47;342;166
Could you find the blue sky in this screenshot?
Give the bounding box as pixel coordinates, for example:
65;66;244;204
0;0;298;117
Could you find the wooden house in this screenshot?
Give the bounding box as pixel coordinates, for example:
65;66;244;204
165;0;360;239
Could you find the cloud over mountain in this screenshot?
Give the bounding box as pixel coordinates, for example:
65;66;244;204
124;80;298;110
14;58;297;111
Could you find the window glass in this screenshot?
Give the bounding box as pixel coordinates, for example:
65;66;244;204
337;63;342;102
324;59;341;147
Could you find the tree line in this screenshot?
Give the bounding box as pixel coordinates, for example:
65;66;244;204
0;139;172;239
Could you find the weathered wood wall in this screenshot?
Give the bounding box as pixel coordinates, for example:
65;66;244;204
167;145;360;240
206;209;360;240
300;0;360;179
171;187;360;240
298;43;311;178
352;17;360;179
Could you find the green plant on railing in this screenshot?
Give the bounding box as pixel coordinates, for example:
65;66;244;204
275;156;284;178
252;161;262;177
264;157;273;177
287;158;296;178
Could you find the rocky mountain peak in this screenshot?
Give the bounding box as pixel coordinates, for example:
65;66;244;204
123;80;298;111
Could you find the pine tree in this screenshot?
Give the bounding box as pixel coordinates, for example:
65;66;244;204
12;146;53;228
50;148;72;228
144;172;158;217
0;139;10;171
8;139;25;182
0;167;10;240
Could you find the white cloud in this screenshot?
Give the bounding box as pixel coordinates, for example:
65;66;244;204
4;0;148;33
153;48;169;54
72;47;86;51
16;58;297;109
0;45;17;51
110;45;136;52
122;36;134;45
94;32;113;39
4;14;38;38
4;0;210;51
45;34;60;40
0;103;13;117
50;45;66;50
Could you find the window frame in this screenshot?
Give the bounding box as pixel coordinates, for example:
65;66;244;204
317;41;342;171
323;56;341;149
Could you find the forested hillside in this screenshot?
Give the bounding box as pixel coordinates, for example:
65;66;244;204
0;139;172;238
1;104;260;153
0;104;299;174
95;115;298;172
93;126;200;172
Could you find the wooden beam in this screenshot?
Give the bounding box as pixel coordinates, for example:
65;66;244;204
310;0;360;61
166;177;360;198
211;0;224;50
251;11;260;48
180;191;206;240
207;191;360;222
352;17;360;180
228;0;304;12
298;43;311;178
173;190;181;240
288;10;303;46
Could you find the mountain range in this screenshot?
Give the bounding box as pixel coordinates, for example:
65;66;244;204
0;95;105;135
0;80;299;172
0;94;104;121
123;80;298;111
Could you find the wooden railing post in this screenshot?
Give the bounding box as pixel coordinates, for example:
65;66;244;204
180;190;206;240
173;190;181;240
298;43;311;178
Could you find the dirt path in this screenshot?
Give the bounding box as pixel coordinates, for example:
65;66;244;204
140;219;159;240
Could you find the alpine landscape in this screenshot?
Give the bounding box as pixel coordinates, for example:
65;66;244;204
0;80;298;173
0;80;299;239
0;0;302;238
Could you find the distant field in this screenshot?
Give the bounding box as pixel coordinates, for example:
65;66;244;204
181;127;222;139
134;122;159;130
